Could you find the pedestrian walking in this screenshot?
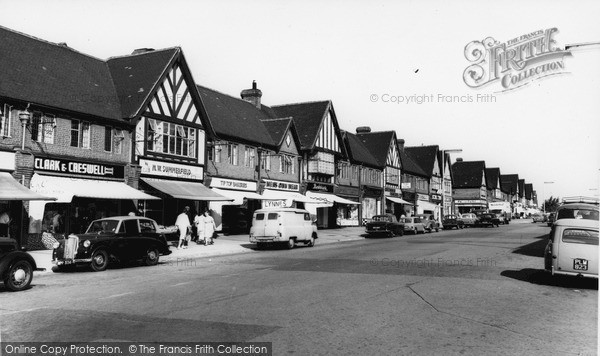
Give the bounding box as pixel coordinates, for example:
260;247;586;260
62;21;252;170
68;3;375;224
202;209;216;246
193;210;205;244
175;206;191;249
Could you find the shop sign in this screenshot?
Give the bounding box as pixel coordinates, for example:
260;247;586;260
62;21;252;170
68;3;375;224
454;199;487;205
140;159;203;181
336;185;359;197
210;177;257;191
34;157;124;178
417;193;430;201
401;182;411;189
263;179;300;192
431;194;442;201
262;200;289;209
307;182;333;193
0;151;15;171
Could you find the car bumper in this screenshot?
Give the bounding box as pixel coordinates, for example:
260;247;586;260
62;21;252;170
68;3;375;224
53;258;92;266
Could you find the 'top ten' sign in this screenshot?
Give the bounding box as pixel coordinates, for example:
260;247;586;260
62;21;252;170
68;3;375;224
463;28;571;92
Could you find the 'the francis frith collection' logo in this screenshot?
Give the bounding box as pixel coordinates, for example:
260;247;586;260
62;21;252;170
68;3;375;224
463;28;571;91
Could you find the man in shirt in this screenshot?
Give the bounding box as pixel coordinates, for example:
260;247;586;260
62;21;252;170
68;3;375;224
175;206;191;250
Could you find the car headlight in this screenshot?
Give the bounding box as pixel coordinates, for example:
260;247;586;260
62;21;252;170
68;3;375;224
83;240;91;248
52;242;60;249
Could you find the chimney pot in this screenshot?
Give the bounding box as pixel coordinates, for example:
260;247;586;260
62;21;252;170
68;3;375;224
240;81;262;109
397;139;405;151
356;126;371;134
456;157;463;162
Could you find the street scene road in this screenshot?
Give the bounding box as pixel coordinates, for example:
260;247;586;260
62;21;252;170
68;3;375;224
1;221;597;355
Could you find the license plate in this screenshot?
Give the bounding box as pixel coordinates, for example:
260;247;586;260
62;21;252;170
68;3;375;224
573;259;588;271
372;226;380;230
58;259;74;266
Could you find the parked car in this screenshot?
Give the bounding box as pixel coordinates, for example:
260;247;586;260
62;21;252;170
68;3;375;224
442;214;465;230
400;217;426;234
475;213;500;227
547;212;556;227
555;202;599;222
460;213;479;227
532;213;547;223
249;208;318;249
1;237;44;291
365;214;404;237
414;214;440;233
490;210;510;224
52;216;172;272
544;218;598;278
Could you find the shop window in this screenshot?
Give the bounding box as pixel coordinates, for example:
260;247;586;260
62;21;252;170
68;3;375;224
70;119;90;148
1;104;11;137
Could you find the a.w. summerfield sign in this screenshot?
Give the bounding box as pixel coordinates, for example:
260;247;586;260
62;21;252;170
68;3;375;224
463;28;571;91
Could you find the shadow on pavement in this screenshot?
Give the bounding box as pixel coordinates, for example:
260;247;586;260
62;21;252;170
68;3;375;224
501;268;598;290
512;236;549;258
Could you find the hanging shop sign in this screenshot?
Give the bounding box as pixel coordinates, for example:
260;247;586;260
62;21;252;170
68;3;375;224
34;157;124;178
139;158;203;181
0;151;15;171
263;179;300;192
306;182;334;193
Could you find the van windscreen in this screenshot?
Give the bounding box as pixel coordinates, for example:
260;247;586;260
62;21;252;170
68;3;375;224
255;213;265;221
267;213;278;220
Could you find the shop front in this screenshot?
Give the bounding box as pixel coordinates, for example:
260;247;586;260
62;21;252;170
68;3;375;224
384;187;410;220
261;179;312;209
454;199;488;214
334;185;360;226
139;159;231;228
208;177;263;234
362;186;383;223
28;157;159;249
304;182;358;228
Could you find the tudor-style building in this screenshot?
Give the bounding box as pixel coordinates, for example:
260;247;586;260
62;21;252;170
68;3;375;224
197;82;306;233
271;101;357;228
397;139;428;217
500;174;520;217
485;167;504;203
338;130;382;225
439;151;454;216
404;145;444;219
355;129;404;219
451;159;488;213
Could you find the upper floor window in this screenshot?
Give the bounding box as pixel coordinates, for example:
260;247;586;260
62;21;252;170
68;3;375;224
31;112;56;144
105;126;125;154
228;144;238;165
260;151;271;171
244;147;256;167
280;154;294;175
70;119;90;148
147;118;196;158
1;104;12;137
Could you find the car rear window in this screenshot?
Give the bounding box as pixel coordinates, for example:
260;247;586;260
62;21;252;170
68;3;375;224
562;229;599;245
139;220;155;233
304;213;311;221
400;218;411;223
267;213;278;220
557;208;599;221
255;213;265;221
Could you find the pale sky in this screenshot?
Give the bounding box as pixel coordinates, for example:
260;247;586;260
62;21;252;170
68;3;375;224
2;0;599;202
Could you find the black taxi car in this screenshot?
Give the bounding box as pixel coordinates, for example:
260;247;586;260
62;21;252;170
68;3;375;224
0;237;44;291
52;216;171;272
365;214;404;237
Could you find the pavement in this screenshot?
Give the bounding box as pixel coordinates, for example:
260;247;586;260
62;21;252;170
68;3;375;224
28;226;367;273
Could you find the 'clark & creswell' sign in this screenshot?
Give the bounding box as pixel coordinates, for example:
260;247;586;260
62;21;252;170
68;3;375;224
34;157;124;178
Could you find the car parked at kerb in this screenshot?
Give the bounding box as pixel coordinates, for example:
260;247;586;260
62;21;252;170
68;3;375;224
52;216;172;272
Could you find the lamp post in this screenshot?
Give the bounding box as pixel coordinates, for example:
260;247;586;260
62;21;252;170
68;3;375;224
19;109;31;150
542;181;554;213
440;148;462;217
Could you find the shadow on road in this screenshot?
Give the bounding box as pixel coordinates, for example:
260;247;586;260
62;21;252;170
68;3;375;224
511;236;549;257
501;268;598;290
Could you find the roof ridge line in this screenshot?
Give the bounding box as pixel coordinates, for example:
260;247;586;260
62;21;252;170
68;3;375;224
106;46;182;61
271;100;331;108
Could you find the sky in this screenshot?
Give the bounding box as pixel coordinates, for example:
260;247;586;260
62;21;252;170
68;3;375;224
2;0;599;203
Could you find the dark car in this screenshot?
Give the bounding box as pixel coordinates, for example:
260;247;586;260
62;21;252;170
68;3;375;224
0;237;44;291
442;214;465;230
546;212;556;227
365;214;404;237
52;216;172;272
475;213;500;227
414;214;440;233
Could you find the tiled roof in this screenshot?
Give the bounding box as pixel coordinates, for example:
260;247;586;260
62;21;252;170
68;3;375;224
261;117;294;148
500;174;519;195
485;167;501;189
107;48;179;119
405;145;439;177
196;85;276;147
354;131;396;168
341;130;380;168
524;183;534;200
400;149;428;177
0;26;122;121
271;101;331;150
518;179;525;198
451;160;487;188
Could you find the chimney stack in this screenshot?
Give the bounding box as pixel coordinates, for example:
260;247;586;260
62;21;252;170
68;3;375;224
241;80;262;109
456;157;463;162
356;126;371;134
397;139;405;151
132;48;155;55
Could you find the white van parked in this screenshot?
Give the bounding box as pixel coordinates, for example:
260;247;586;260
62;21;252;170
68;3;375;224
249;208;318;249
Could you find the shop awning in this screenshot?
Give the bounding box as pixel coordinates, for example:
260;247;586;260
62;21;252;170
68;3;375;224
306;191;360;205
386;196;413;205
0;172;55;201
261;189;316;203
30;174;159;202
211;188;264;205
142;178;231;201
417;200;441;212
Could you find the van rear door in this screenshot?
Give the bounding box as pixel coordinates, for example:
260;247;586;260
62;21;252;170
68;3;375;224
264;212;280;239
252;212;267;238
557;227;599;275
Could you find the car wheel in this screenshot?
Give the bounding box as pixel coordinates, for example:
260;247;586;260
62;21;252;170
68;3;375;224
307;236;316;247
388;231;395;238
3;259;33;292
287;238;295;249
435;227;439;232
90;249;109;272
144;247;160;266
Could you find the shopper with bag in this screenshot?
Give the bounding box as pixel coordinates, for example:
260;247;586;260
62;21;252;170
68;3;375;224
202;209;217;246
175;206;191;250
194;210;205;245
